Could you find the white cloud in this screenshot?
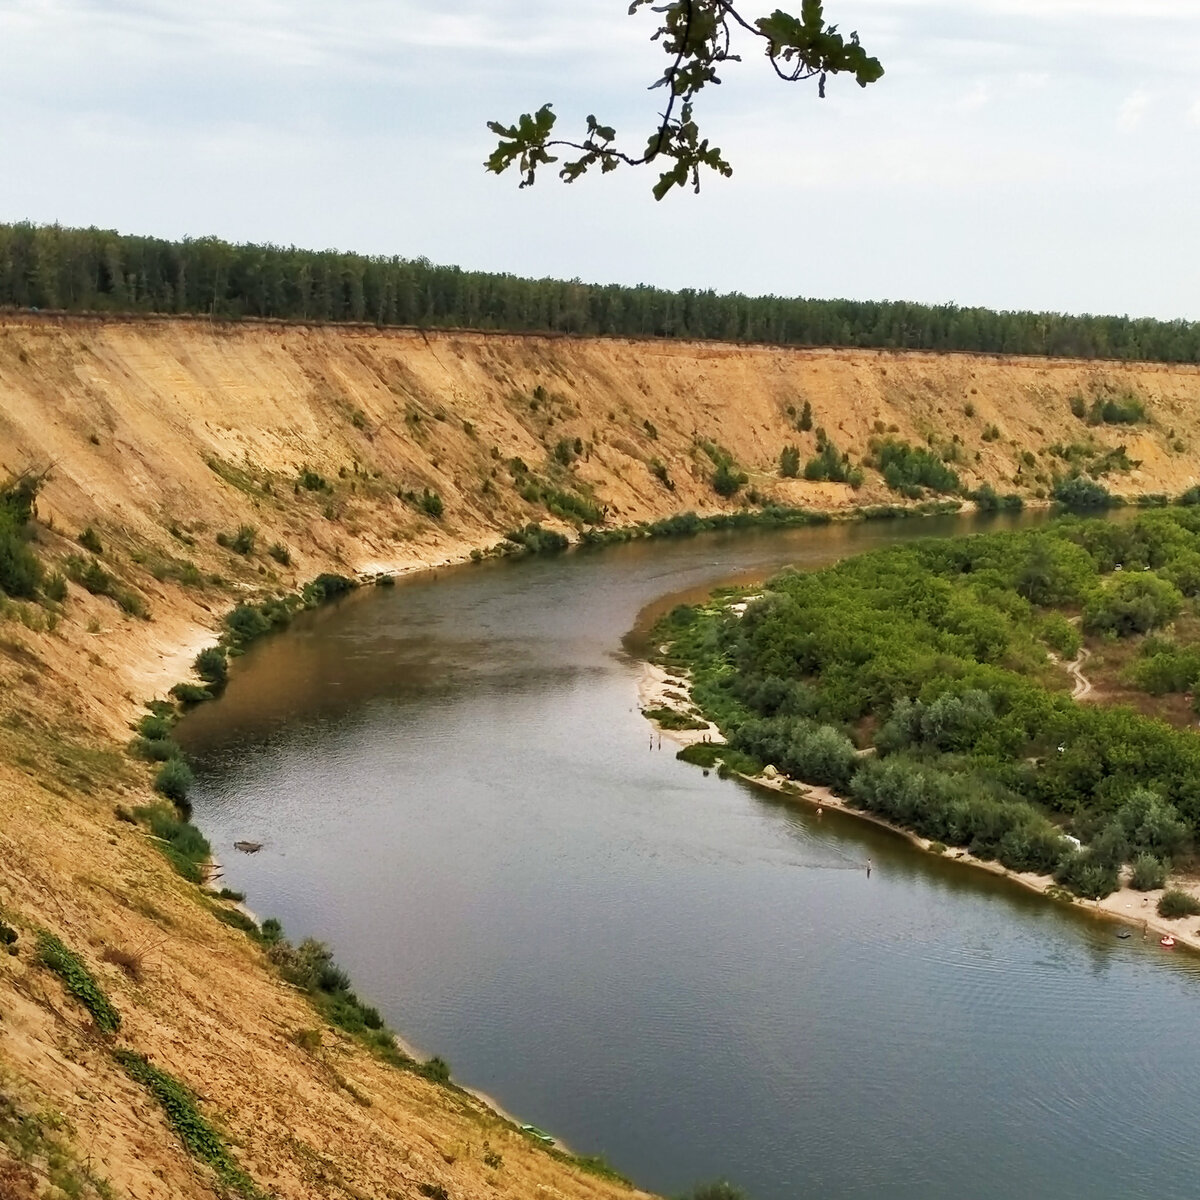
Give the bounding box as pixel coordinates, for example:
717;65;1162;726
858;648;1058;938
958;81;990;111
1117;90;1152;132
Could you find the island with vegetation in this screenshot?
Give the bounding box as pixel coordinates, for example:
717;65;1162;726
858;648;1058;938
652;505;1200;934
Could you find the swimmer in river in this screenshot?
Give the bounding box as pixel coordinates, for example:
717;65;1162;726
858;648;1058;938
866;858;872;878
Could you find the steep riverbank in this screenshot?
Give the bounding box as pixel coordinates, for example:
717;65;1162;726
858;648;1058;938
5;316;1200;1196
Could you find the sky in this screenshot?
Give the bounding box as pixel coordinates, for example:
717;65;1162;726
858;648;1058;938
2;0;1198;319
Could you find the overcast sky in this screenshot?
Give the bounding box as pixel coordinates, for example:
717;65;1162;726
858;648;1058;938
2;1;1198;318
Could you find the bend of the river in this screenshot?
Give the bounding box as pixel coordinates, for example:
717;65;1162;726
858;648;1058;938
177;512;1200;1200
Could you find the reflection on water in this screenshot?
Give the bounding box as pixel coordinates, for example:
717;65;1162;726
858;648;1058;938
179;512;1200;1200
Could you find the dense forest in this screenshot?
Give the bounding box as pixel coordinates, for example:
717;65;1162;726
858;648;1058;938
2;222;1199;363
658;510;1200;904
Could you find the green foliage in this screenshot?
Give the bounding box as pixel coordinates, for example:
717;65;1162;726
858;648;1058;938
797;400;813;432
487;3;881;198
652;511;1200;899
134;804;211;882
712;461;748;498
64;554;148;617
1081;574;1182;638
1130;853;1167;891
113;1051;261;1197
224;603;274;646
298;466;330;492
10;222;1200;361
415;488;444;518
1038;613;1082;659
193;645;228;689
641;707;708;731
1157;888;1200;919
870;438;960;496
1085;393;1146;426
304;573;356;604
43;570;67;602
780;445;801;478
77;525;103;554
154;757;194;804
230;524;256;555
504;523;569;554
970;484;1024;513
803;440;851;483
268;541;291;566
1053;477;1115;511
263;927;452;1084
169;682;213;706
0;508;43;598
36;932;121;1033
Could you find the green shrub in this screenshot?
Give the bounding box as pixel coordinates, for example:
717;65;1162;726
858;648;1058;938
780;445;801;478
803;441;851;483
711;461;746;497
225;603;273;644
194;646;228;689
214;907;259;936
268;542;291;566
1053;476;1114;511
37;932;121;1033
114;1051;261;1197
1157;888;1200;918
155;757;194;803
65;554;111;595
797;400;813;432
77;526;103;554
133;734;181;762
871;438;960;495
1086;393;1145;426
231;525;256;555
134;804;211;881
1129;853;1167;891
304;573;355;604
1082;574;1182;638
43;570;67;602
169;682;213;706
504;523;569;554
418;489;444;518
298;466;329;491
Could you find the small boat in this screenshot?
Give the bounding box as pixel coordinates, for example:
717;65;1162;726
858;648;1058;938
1161;935;1177;949
519;1124;555;1145
1115;928;1132;940
234;840;263;854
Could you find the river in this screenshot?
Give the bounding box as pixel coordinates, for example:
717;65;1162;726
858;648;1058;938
177;511;1200;1200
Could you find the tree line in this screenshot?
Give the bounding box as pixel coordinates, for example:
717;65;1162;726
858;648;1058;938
2;222;1199;362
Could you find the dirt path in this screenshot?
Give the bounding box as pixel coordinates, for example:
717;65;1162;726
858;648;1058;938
1067;646;1094;700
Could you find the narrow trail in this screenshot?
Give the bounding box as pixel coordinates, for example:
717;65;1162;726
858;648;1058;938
1066;646;1094;701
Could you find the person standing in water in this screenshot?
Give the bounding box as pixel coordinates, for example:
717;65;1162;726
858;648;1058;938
866;857;872;878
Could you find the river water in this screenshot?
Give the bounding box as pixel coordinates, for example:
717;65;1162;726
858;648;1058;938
178;513;1200;1200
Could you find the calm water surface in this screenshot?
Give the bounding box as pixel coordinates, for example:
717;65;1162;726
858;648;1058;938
178;514;1200;1200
